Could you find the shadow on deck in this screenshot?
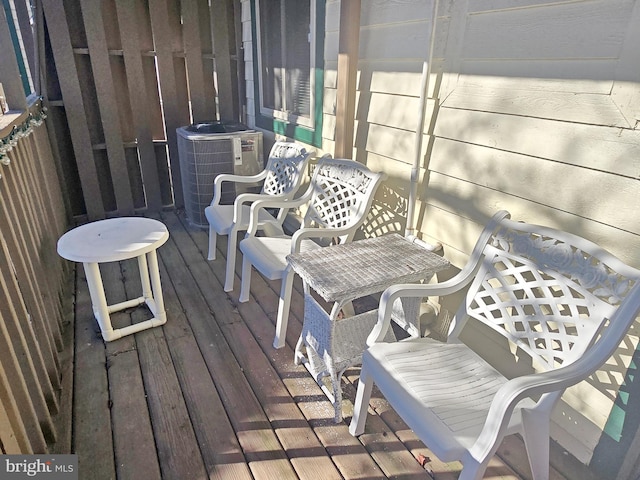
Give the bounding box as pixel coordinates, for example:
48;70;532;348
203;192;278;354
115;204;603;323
68;210;592;480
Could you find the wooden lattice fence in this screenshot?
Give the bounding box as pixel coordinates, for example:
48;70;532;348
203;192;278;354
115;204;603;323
41;0;242;220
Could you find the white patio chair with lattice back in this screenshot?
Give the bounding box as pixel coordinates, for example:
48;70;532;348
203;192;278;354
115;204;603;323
205;141;311;292
238;157;387;349
349;210;640;480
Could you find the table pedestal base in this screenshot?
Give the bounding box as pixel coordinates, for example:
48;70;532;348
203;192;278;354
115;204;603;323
84;249;167;342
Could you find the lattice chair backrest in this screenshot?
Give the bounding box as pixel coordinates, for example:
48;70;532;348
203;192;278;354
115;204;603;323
261;142;310;197
458;215;640;372
302;158;385;242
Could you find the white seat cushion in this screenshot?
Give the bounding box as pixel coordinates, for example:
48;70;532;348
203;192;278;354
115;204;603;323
240;236;322;280
205;204;278;235
363;338;532;461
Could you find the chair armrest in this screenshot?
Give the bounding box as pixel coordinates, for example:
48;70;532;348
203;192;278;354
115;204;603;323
470;359;603;463
367;273;478;345
210;170;268;206
289;227;356;252
232;192;288;224
367;210;512;344
245;195;309;236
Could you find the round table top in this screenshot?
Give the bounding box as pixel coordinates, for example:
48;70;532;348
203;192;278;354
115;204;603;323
57;217;169;263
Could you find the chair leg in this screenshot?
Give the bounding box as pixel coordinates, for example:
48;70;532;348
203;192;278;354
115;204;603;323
207;226;217;261
238;255;252;303
294;334;306;365
224;229;238;292
349;364;374;436
273;269;294;349
521;409;550;480
458;459;490;480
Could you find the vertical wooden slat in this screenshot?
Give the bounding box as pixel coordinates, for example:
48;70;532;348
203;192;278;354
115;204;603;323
334;0;361;159
42;0;105;220
182;0;216;122
211;0;237;121
17;140;66;328
114;0;164;212
0;307;48;453
0;227;58;409
0;165;60;386
0;356;32;454
200;0;218;118
25;125;68;256
148;0;191;208
81;0;134;216
0;244;57;443
4;145;63;349
33;125;69;235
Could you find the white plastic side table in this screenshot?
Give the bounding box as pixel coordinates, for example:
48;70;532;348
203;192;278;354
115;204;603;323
57;217;169;341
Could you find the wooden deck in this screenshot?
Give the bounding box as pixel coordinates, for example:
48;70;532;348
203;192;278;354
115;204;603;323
68;210;593;480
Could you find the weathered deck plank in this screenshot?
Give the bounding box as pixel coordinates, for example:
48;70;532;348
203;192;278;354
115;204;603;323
73;266;115;479
69;210;582;480
163;212;342;480
156;219;298;478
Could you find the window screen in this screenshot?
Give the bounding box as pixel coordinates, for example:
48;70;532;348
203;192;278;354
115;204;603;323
257;0;311;119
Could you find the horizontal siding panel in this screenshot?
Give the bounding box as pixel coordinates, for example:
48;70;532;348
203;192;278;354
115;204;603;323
468;0;592;14
242;20;252;42
364;152;413;180
458;60;620;90
324;67;337;89
429;138;640;235
420;172;640;267
360;63;425;96
360;21;431;60
415;205;491;269
360;0;433;27
325;0;340;31
442;85;631;127
433;108;640;177
324;30;339;61
457;70;616;94
323;87;337;115
551;399;603;464
361;123;419;160
322;114;336;141
463;0;632;60
241;0;251;22
364;92;426;131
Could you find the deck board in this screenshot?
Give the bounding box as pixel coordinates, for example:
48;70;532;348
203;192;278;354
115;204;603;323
69;210;579;479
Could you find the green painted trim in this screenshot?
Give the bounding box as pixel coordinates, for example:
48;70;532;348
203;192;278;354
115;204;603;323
2;0;30;96
591;348;640;479
250;0;324;148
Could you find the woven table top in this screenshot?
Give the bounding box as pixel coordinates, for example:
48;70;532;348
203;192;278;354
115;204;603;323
287;233;450;304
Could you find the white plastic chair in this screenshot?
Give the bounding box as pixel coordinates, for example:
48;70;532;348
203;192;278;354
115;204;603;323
349;210;640;480
238;157;386;349
204;141;311;292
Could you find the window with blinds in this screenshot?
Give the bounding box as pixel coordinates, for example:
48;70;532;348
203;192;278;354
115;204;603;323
256;0;314;128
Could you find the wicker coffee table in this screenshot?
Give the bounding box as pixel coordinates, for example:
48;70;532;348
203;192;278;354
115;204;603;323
287;233;450;422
